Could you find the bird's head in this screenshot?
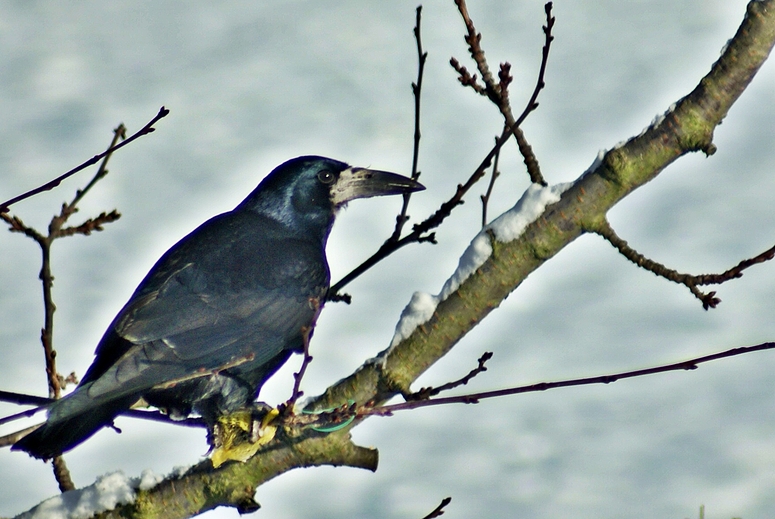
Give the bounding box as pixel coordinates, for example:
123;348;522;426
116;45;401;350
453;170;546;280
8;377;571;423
239;156;424;237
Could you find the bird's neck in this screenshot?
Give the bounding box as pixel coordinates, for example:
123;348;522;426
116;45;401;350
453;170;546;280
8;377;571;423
254;207;334;247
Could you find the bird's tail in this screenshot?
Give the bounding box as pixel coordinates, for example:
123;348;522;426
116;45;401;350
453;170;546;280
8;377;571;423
12;388;136;459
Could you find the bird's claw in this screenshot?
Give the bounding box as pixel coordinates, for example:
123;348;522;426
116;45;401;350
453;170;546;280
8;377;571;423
210;406;280;468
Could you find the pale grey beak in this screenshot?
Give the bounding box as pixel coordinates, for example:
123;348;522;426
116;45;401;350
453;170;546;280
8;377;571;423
330;167;425;206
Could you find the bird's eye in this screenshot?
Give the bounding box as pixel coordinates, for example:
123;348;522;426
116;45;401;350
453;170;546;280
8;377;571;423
317;170;335;184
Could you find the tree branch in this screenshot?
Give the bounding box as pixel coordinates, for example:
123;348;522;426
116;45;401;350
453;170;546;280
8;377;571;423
452;0;553;185
328;2;556;299
88;432;376;519
312;0;775;413
480;140;501;227
368;342;775;413
390;4;427;243
421;497;452;519
0;107;168;213
1;120;158;491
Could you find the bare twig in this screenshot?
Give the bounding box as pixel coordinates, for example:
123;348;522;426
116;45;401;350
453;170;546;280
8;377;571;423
515;2;555;131
328;126;512;300
52;456;75;492
0;387;206;429
70;124;127;207
283;298;322;411
280;341;775;435
0;406;205;448
421;497;452;519
389;5;428;243
454;0;498;99
452;0;553;185
0;107;168;213
151;354;257;390
508;1;555;181
0;122;144;491
591;218;775;309
693;243;775;285
0;389;51;407
449;57;486;96
406;352;493;401
0;405;45;427
366;342;775;415
0;425;41;448
328;4;556;300
328;8;428;305
480;141;501;227
54;210;122;238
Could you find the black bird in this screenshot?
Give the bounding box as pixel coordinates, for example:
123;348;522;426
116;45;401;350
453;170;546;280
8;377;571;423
13;155;423;459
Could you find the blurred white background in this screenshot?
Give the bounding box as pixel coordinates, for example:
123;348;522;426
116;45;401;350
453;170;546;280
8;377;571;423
1;1;774;518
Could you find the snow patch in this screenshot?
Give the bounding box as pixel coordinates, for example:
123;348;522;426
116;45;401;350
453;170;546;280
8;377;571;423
136;469;164;491
17;469;169;519
387;181;572;351
638;102;678;138
19;472;135;519
391;291;440;347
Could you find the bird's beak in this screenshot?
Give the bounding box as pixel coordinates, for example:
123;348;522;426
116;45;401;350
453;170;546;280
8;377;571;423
330;167;425;206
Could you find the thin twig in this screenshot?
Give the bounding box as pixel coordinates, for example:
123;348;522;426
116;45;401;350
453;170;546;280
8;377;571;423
452;0;553;185
454;0;497;99
508;2;555;181
0;405;46;427
329;7;428;306
284;298;322;411
590;218;775;309
0;407;205;448
514;2;555;132
0;425;41;448
328;126;512;300
693;243;775;285
0;122;146;491
328;6;557;300
68;124;127;210
278;342;775;434
389;5;428;243
367;342;775;415
449;57;486;95
52;456;75;492
480;141;501;227
421;497;452;519
0;388;206;429
0;107;168;213
0;389;51;407
406;352;493;401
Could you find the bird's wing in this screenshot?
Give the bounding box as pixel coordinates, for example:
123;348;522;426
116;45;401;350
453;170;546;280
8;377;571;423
82;211;327;399
117;262;310;356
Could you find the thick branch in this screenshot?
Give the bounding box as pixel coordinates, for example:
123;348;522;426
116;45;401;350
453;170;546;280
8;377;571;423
87;432;376;519
312;0;775;410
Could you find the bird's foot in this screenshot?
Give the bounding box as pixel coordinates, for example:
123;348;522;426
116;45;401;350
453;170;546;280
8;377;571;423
210;405;280;468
